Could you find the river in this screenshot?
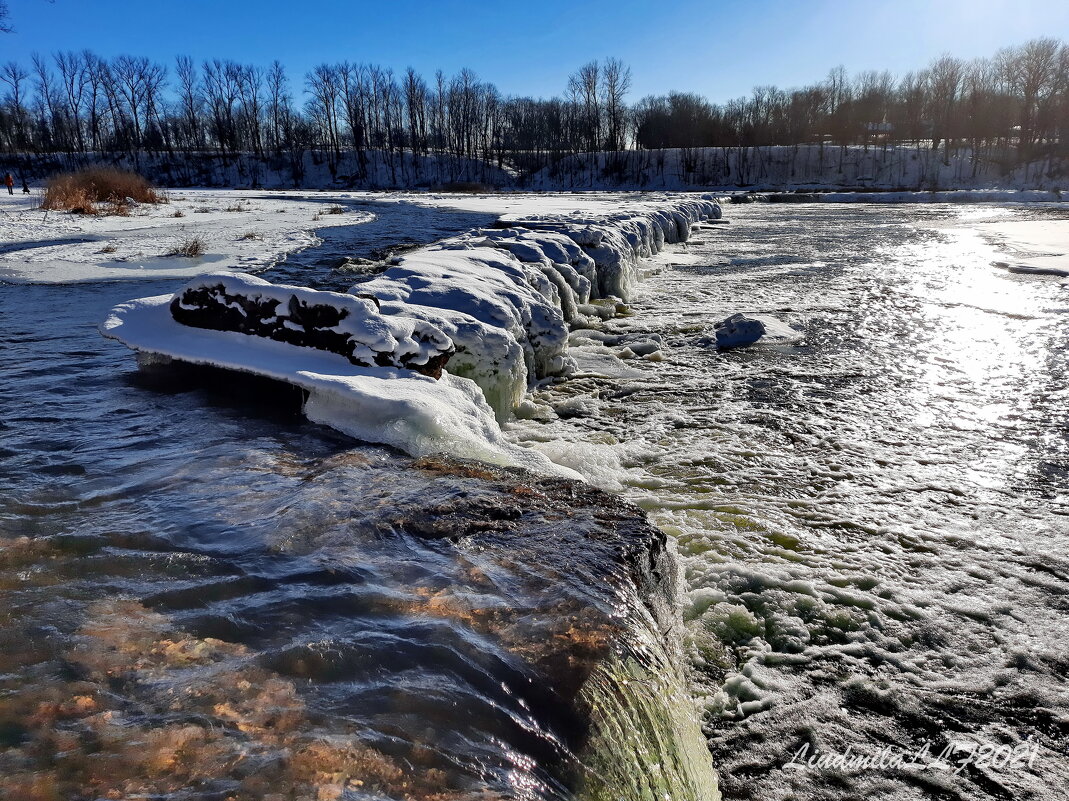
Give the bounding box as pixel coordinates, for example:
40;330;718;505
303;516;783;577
1;198;1067;800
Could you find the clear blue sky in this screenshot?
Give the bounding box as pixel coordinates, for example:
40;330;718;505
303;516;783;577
3;0;1068;102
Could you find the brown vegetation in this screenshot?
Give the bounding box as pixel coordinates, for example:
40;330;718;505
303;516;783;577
167;236;205;257
41;168;164;215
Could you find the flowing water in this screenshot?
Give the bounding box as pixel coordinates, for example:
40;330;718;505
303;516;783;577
0;199;717;801
507;202;1069;800
2;198;1068;800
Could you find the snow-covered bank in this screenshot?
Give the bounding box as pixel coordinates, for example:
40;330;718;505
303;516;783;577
0;189;374;284
14;146;1069;193
723;189;1066;204
529;146;1069;192
102;195;722;473
816;189;1065;204
10;149;513;192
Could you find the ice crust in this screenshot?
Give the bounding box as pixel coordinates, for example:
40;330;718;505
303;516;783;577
103;197;722;474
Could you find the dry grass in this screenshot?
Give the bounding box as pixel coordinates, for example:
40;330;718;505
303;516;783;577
172;209;185;218
225;202;246;212
97;244;118;254
42;168;164;215
238;231;261;241
326;204;344;214
167;236;205;258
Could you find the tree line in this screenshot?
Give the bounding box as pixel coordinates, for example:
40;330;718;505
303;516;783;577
0;39;1066;183
635;39;1069;165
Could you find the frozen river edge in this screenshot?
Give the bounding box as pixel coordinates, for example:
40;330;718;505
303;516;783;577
99;194;722;476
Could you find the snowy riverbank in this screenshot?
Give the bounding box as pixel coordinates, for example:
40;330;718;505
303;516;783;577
0;189;375;283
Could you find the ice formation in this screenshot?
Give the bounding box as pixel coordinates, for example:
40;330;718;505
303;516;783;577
102;197;722;472
101;292;576;478
356;197;722;418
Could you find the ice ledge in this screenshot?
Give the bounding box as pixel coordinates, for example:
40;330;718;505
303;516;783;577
102;196;722;475
101;294;579;479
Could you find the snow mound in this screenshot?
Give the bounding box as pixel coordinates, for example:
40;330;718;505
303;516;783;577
101;294;577;479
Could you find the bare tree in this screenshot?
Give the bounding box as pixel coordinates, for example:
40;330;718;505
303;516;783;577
601;58;632;150
568;60;600;152
927;54;964;159
1;60;29;148
175;56;202;150
265;60;291;153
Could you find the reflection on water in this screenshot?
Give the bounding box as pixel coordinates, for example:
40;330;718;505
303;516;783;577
6;198;1068;801
509;203;1069;800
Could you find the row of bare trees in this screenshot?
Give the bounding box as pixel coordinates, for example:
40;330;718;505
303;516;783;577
1;40;1068;181
0;50;633;179
635;40;1069;163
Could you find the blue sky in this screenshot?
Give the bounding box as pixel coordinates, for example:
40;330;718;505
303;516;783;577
3;0;1068;102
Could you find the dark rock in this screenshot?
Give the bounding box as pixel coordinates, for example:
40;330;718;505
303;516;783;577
169;282;453;379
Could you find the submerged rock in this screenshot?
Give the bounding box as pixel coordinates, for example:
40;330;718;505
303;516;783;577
0;453;719;800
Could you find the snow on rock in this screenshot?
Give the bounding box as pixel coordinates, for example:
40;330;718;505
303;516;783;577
170;272;455;378
102;196;722;473
356;197;722;417
712;313;802;349
101;293;578;479
714;314;767;349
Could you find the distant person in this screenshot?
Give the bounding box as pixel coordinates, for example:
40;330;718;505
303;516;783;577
21;177;29;194
4;173;12;195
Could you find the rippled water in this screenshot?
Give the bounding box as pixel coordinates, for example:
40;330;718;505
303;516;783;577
508;202;1069;800
0;200;717;800
3;199;1068;800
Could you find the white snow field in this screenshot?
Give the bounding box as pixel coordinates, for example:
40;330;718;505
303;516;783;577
0;189;375;284
100;193;722;471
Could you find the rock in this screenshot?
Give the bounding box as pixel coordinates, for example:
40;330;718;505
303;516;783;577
169;273;454;378
714;313;767;349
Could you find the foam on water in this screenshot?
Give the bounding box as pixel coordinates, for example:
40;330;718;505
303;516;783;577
506;202;1069;800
